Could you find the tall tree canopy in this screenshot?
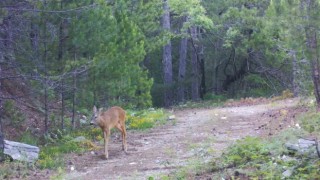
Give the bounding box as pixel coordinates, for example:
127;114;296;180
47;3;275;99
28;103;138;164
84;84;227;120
2;0;320;133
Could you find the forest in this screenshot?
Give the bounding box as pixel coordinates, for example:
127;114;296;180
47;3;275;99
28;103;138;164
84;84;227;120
0;0;320;179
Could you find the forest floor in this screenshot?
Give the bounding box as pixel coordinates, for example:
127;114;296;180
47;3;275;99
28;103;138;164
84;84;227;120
53;98;307;180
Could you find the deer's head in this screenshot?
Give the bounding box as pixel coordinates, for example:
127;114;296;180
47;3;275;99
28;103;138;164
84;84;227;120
90;106;101;125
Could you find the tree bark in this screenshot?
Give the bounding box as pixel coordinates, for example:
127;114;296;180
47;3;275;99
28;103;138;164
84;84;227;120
291;50;300;97
177;18;188;103
72;51;77;130
190;27;200;100
58;1;65;130
43;0;49;133
304;0;320;110
307;30;320;108
162;0;173;107
200;54;206;99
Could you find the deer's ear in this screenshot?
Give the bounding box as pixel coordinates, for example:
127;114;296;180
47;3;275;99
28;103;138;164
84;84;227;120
93;106;97;113
99;108;103;113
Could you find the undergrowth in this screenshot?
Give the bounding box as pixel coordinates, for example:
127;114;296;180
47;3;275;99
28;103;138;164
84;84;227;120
126;108;168;130
208;127;320;179
175;94;227;109
0;107;169;179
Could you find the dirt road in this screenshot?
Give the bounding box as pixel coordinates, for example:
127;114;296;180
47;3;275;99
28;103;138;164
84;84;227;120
65;98;299;180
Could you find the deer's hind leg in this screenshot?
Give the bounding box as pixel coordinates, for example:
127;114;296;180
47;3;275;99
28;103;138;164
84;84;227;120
116;123;127;152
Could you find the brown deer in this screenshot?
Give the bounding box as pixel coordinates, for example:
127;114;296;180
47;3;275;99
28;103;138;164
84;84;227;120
90;106;127;159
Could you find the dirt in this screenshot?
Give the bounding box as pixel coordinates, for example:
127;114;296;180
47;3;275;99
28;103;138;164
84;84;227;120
41;98;303;180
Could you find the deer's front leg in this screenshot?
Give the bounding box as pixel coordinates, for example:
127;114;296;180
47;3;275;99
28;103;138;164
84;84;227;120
103;130;110;159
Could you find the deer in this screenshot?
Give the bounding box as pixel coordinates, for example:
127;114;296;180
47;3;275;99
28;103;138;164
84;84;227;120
90;106;127;159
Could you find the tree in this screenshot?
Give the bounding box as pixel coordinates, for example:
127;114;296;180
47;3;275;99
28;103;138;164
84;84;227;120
302;0;320;109
162;0;173;107
73;0;153;108
170;0;213;102
177;16;188;102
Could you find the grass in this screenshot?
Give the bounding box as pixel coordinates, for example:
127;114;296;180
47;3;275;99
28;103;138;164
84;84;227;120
126;108;169;130
160;122;318;180
298;110;320;135
0;107;169;179
208;128;319;179
0;159;35;179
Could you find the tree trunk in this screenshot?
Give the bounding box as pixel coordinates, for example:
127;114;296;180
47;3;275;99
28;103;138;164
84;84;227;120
58;0;65;130
162;0;173;107
43;1;49;133
306;30;320;108
178;38;188;102
72;51;77;130
190;27;200;100
178;20;188;102
304;0;320;110
200;54;206;99
291;50;300;97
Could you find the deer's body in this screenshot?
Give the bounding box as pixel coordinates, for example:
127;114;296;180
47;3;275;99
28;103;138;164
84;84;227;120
91;106;127;159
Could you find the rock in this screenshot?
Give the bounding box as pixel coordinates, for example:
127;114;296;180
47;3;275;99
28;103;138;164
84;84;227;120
80;119;87;125
282;169;293;178
168;115;175;120
72;136;86;142
285;138;319;157
298;139;316;148
3;140;40;162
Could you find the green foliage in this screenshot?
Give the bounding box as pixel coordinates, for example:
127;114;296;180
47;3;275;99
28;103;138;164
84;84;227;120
169;0;213;30
209;128;320;179
232;74;277;98
73;0;153;108
50;167;66;180
298;111;320;135
38;137;83;169
2;100;25;126
20;131;39;146
126;109;168;130
203;93;227;102
0;159;34;179
222;137;270;167
37;128;101;170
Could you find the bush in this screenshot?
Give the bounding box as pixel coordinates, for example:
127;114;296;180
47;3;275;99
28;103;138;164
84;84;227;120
203;93;227;102
210;129;320;179
298;111;320;135
38;139;83;169
20;131;39;146
126;109;168;130
222;137;271;167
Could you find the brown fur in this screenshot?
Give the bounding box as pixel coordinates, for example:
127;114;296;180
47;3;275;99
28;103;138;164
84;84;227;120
91;106;127;159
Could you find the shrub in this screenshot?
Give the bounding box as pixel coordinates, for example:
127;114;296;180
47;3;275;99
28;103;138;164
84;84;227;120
222;137;270;167
298;111;320;135
20;131;39;146
209;129;320;179
203;93;227;102
126;109;167;130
